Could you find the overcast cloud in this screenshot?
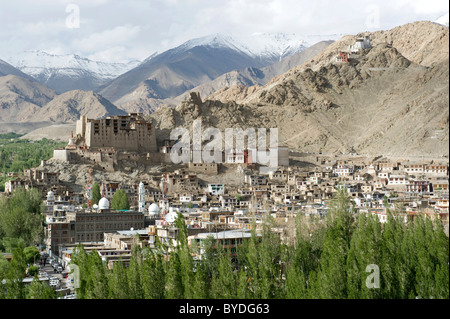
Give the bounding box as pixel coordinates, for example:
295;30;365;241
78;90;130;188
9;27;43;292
0;0;448;63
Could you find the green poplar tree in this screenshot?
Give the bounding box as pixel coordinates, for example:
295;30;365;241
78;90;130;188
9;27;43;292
211;248;237;299
70;245;90;299
194;236;216;298
431;219;449;299
285;227;316;299
236;267;251;299
108;259;129;299
111;189;130;210
191;262;210;299
314;225;348;298
92;182;101;206
142;249;166;299
127;246;145;299
258;215;283;299
245;227;261;299
174;213;196;298
311;189;355;299
285;263;307;298
380;211;402;298
5;244;27;299
165;250;184;299
346;213;382;299
85;251;109;299
397;217;417;298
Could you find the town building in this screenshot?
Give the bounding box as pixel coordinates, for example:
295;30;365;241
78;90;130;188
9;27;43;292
349;35;372;53
46;197;145;254
208;184;225;195
335;51;349;63
188;229;259;265
75;113;157;153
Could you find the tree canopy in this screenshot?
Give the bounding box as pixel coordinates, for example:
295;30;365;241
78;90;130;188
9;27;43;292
92;182;101;206
68;192;449;299
0;134;66;192
0;188;44;252
111;189;130;210
1;189;448;300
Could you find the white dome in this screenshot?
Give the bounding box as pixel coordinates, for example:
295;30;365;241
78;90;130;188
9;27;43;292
148;203;160;215
98;197;110;210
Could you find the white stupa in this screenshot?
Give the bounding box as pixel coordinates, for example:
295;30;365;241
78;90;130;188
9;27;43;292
68;137;76;146
66;136;77;150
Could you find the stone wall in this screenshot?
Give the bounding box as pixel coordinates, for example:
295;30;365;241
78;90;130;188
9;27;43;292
53;150;71;162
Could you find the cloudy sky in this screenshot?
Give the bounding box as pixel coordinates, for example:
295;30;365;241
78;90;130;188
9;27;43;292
0;0;448;63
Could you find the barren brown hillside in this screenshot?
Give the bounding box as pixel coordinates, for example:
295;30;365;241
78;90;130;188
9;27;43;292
0;75;56;122
150;21;449;158
211;21;449;105
33;90;127;123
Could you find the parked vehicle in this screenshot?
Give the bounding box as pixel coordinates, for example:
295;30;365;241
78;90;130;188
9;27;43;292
49;277;60;288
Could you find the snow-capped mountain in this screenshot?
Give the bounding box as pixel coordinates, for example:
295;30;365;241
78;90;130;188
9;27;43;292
435;12;449;27
0;58;33;79
4;50;140;93
234;32;342;62
99;32;340;109
176;32;341;63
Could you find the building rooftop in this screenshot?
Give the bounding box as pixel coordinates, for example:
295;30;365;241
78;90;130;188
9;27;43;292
116;229;150;236
196;229;256;240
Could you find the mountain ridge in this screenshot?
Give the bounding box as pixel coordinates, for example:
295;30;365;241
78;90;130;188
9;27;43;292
3;50;140;93
0;73;125;124
98;32;340;112
149;21;449;158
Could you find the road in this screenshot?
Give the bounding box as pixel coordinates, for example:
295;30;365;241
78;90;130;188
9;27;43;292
38;255;74;295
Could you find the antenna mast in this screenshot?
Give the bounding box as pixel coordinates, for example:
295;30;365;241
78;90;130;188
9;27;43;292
87;168;93;208
160;173;169;224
